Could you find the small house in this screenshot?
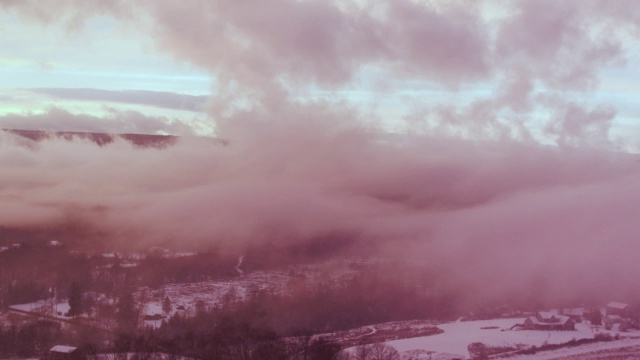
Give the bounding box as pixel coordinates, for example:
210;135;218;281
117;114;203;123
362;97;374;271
523;312;575;331
559;308;585;322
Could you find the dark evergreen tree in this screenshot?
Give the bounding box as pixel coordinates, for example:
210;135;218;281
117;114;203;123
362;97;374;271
162;296;172;314
66;281;82;317
117;288;138;332
589;309;603;326
468;342;489;360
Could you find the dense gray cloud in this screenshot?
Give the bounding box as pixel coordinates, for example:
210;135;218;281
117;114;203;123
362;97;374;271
2;120;640;305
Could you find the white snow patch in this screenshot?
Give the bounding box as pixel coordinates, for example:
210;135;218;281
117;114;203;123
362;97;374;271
236;255;244;275
385;318;604;359
50;345;77;353
9;300;72;319
507;337;640;359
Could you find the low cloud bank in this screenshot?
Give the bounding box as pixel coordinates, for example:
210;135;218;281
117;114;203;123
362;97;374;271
1;118;639;305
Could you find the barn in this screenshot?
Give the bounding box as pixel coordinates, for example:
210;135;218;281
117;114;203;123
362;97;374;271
606;301;629;317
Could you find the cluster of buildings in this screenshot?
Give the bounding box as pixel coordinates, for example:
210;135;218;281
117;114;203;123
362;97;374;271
601;301;634;331
519;301;635;332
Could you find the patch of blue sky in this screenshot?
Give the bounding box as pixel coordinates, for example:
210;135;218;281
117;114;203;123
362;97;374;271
0;12;212;114
0;67;210;94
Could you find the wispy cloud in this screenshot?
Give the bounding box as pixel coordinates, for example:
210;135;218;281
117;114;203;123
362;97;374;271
30;88;209;112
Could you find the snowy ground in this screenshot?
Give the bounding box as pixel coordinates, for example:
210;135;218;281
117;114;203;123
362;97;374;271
9;300;72;320
376;318;640;360
507;338;640;360
315;320;441;349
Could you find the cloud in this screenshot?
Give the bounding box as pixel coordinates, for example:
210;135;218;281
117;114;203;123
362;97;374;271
135;0;635;147
544;102;616;147
494;0;623;90
144;0;492;99
30;88;209;112
2;0;636;139
383;0;490;84
2;114;640;307
0;0;130;26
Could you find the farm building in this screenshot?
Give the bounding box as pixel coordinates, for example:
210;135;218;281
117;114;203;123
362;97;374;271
605;314;622;324
606;301;629;317
559;308;585;322
523;312;575;331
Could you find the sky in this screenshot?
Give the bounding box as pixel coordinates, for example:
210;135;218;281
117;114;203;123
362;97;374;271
1;0;639;146
2;0;640;305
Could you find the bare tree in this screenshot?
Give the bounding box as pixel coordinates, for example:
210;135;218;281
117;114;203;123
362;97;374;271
353;343;370;360
288;333;313;360
335;351;353;360
368;343;400;360
353;343;399;360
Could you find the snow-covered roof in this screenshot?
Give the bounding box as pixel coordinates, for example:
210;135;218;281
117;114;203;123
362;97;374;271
562;308;585;316
529;313;571;325
48;240;61;246
50;345;78;353
606;315;622;320
538;311;557;320
607;301;628;309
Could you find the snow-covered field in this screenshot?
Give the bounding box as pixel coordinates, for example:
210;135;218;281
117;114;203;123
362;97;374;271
315;320;441;349
507;338;640;360
375;318;640;360
9;300;72;320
